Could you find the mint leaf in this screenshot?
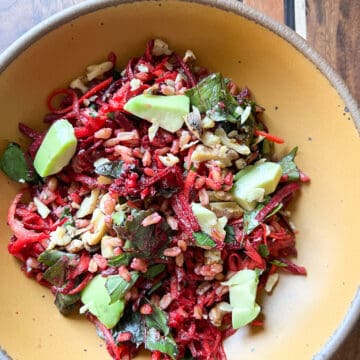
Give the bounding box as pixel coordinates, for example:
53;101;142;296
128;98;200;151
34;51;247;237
112;211;125;226
243;204;263;235
105;272;139;304
265;202;283;219
95;160;124;178
0;142;35;182
107;253;133;267
193;231;216;248
111;308;144;347
144;264;166;278
145;328;178;360
258;244;269;257
38;250;76;267
270;259;287;267
185;73;238;115
144;302;169;336
54;292;80;315
279;147;300;181
43;257;69;287
224;225;236;244
115;209;171;258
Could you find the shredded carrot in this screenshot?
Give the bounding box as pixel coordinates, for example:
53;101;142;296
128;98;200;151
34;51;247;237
254;129;285;144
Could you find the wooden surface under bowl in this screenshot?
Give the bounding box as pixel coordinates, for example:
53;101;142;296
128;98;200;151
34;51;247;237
0;1;359;359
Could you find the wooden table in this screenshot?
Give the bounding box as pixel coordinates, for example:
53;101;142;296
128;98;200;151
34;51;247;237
0;1;359;359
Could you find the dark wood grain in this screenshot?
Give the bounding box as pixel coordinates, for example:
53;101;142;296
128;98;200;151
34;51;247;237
307;0;360;104
0;1;359;359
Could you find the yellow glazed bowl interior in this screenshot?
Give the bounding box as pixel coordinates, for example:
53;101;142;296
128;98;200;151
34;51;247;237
0;1;359;359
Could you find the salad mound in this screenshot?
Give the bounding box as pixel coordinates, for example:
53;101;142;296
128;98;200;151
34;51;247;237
0;39;309;360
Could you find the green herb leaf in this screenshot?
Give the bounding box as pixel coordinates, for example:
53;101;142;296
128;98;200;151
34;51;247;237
185;73;238;115
148;281;163;295
260;138;274;159
224;225;236;244
107;112;115;120
111;308;144;347
278;147;300;181
38;250;76;267
95;160;124;178
193;231;216;248
54;292;80;315
105;271;139;304
144;264;166;279
270;259;287;268
265;202;283;219
145;328;178;360
243;204;263;235
112;211;125;226
114;210;171;258
144;302;169;336
258;244;269;258
107;252;133;267
60;207;72;219
0;143;35;182
43;257;69;287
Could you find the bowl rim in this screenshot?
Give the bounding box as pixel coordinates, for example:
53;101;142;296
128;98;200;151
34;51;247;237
0;0;359;359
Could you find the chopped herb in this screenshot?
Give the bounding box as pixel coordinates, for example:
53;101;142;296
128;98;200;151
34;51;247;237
278;147;300;181
43;257;69;287
145;328;178;360
38;250;76;267
54;292;80;315
105;271;139;304
111;308;144;347
193;231;216;248
148;281;163;295
258;244;269;258
243;204;263;235
185;73;238;117
114;209;171;258
144;264;166;278
60;207;72;219
144;301;169;335
107;252;133;267
112;211;125;226
224;225;236;244
265;202;283;219
270;259;287;268
95;160;124;178
260;138;274;159
0;143;35;182
107;112;115;120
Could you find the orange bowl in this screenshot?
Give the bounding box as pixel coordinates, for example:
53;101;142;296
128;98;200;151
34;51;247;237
0;1;359;359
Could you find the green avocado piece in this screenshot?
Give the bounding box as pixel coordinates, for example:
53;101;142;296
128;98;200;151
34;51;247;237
34;119;77;177
231;162;282;210
222;269;261;329
124;94;189;133
81;274;124;329
191;203;227;239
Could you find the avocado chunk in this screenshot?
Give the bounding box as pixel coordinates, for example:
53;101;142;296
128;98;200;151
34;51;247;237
231;162;282;210
34;119;77;177
81;274;124;329
124;94;189;133
222;269;261;329
191;202;227;240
